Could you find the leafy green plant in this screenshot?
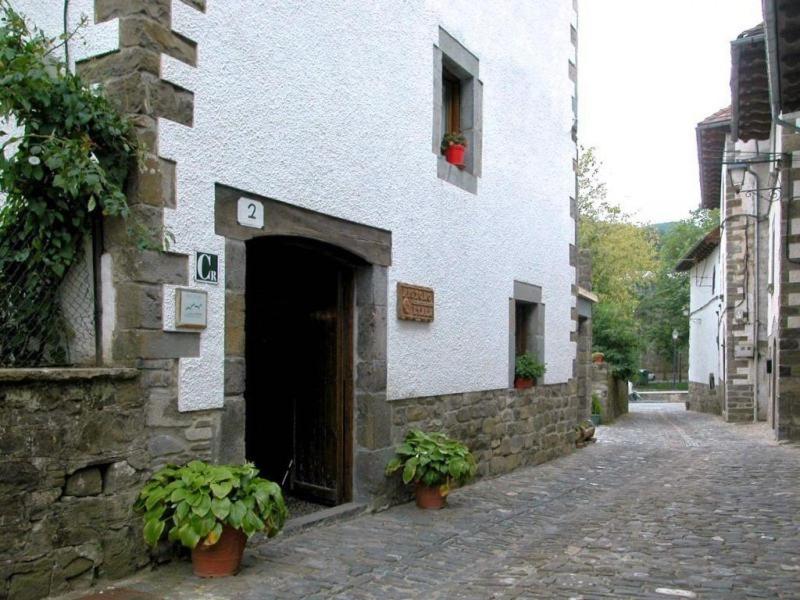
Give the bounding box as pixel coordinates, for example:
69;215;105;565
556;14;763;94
515;353;546;380
592;302;639;379
385;430;476;495
0;3;141;365
440;131;467;153
135;461;288;550
591;393;603;416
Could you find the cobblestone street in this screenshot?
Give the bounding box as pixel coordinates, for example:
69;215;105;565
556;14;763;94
75;404;800;599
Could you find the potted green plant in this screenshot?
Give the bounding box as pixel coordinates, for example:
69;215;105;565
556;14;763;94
135;461;288;578
385;429;477;509
591;394;603;426
514;353;546;389
441;132;467;167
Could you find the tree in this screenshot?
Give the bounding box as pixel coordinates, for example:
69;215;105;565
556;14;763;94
577;147;657;377
637;209;719;369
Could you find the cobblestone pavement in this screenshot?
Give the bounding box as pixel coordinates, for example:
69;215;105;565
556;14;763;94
74;404;800;599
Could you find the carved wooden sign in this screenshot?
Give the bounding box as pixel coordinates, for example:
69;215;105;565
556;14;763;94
397;282;434;322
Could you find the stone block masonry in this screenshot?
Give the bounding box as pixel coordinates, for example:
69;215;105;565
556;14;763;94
0;370;148;600
687;381;723;415
777;125;800;439
391;382;578;483
590;363;628;423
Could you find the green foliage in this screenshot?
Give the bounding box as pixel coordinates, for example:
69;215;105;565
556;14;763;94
637;208;719;366
592;302;639;379
385;429;476;495
440;131;467;153
591;394;602;416
577;147;656;315
514;353;546;380
0;3;138;365
134;461;288;549
578;147;658;379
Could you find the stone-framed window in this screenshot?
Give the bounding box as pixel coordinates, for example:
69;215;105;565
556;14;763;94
433;27;483;194
508;281;545;386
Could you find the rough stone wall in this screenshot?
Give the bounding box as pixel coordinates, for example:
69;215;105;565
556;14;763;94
777;122;800;439
590;363;628;423
75;3;223;463
576;250;593;421
687;381;723;415
390;382;577;490
0;371;148;600
0;3;227;598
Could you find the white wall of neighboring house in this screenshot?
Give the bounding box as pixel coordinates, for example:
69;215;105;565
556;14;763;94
688;246;722;385
14;1;578;410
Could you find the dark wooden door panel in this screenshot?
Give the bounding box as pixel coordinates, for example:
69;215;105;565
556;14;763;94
292;305;340;504
245;238;354;507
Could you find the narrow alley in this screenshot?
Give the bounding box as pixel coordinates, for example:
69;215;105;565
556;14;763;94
73;404;800;600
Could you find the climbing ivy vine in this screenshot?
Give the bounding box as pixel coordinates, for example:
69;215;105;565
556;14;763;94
0;3;138;365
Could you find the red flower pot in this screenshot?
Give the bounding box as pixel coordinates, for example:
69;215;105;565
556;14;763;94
444;143;466;167
415;483;446;509
191;525;247;578
514;377;535;389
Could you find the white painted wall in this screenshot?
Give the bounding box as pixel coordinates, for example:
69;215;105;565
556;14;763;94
688;246;722;384
17;1;577;410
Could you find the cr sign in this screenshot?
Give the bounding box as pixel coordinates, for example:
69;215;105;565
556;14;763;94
195;252;218;284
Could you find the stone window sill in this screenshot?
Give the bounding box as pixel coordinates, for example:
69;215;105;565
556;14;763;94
437;156;477;194
0;367;139;383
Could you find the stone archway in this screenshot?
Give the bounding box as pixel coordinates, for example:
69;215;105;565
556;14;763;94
213;184;393;504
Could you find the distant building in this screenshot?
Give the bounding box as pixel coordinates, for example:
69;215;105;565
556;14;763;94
682;2;800;440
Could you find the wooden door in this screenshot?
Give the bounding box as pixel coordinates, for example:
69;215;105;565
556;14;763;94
245;239;353;507
291;268;352;504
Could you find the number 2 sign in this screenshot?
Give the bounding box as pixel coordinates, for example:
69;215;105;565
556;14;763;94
237;197;264;229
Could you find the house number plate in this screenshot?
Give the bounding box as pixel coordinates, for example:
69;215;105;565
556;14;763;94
237;197;264;229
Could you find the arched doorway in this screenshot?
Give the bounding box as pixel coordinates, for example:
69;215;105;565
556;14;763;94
215;183;392;509
245;237;361;506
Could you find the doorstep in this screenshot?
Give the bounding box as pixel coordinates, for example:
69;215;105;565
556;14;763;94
282;502;367;536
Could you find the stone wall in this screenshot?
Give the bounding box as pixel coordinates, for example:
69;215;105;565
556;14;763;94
687;381;723;415
0;370;147;600
390;382;578;494
591;363;628;423
777;121;800;440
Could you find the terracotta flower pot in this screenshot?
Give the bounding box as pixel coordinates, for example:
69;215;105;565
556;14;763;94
444;143;466;167
191;525;247;578
514;377;535;389
415;483;446;509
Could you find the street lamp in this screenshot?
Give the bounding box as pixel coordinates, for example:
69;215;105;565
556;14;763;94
672;329;679;389
727;162;749;192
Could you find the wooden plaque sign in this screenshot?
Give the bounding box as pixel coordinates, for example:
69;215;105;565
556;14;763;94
397;282;434;322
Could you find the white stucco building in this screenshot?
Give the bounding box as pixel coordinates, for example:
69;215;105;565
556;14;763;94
677;225;723;413
13;0;583;509
685;4;800;440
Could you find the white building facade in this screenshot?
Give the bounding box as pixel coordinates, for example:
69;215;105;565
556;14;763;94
685;4;800;439
11;0;583;509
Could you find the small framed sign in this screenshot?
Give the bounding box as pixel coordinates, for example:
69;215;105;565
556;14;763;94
237;197;264;229
397;282;434;322
175;288;208;329
195;252;218;284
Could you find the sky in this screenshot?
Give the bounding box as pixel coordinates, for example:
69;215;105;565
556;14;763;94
579;0;763;225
